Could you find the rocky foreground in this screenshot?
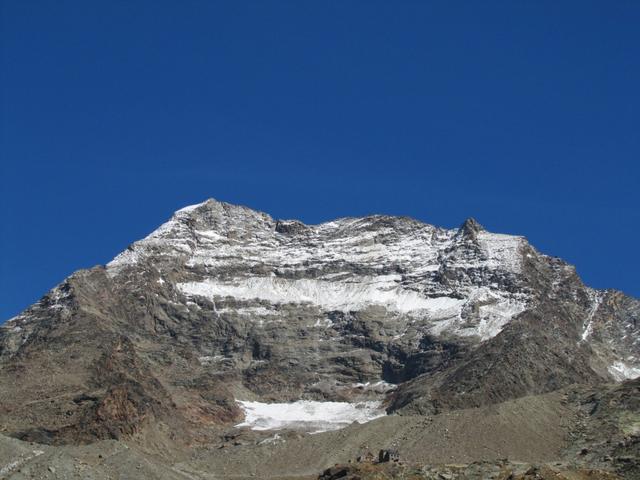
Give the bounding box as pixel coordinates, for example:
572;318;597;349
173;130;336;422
0;379;638;479
0;199;638;478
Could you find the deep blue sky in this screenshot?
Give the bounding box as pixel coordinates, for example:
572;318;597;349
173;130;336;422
1;1;639;321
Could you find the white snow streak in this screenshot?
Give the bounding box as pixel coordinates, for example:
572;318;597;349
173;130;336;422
178;277;463;315
0;450;44;477
581;290;603;341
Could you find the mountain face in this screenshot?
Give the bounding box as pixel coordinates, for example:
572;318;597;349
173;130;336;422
0;199;638;446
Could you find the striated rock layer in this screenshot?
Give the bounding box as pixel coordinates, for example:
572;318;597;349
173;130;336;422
0;198;638;444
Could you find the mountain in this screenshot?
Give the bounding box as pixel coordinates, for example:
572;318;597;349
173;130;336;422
0;199;638;478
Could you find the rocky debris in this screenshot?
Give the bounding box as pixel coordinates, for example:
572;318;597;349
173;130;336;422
319;460;622;480
357;451;376;463
319;461;415;480
378;448;400;463
0;383;633;479
562;379;640;478
275;219;308;235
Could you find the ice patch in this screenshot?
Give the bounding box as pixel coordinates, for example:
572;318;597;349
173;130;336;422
235;399;385;433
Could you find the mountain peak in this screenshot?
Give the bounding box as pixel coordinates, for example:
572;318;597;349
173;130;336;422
172;198;274;227
458;217;484;239
175;198;257;216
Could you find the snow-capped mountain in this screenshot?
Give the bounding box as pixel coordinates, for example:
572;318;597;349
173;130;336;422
107;200;530;341
0;199;638;443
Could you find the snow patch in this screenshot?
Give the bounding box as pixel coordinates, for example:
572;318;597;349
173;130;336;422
235;399;385;433
216;306;279;317
428;288;527;341
176;201;207;213
178;277;463;315
198;355;225;365
258;433;284;445
313;318;334;328
473;297;527;340
476;232;524;273
608;361;640;381
353;381;397;392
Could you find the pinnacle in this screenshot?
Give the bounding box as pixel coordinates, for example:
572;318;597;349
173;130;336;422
458;217;484;239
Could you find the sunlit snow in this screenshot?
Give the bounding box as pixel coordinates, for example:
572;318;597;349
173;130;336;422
235;399;385;433
107;199;530;340
178;277;463;315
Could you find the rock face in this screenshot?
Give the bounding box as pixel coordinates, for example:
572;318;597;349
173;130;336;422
0;198;638;444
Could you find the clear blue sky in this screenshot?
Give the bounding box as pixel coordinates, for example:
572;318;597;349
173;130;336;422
1;1;639;321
